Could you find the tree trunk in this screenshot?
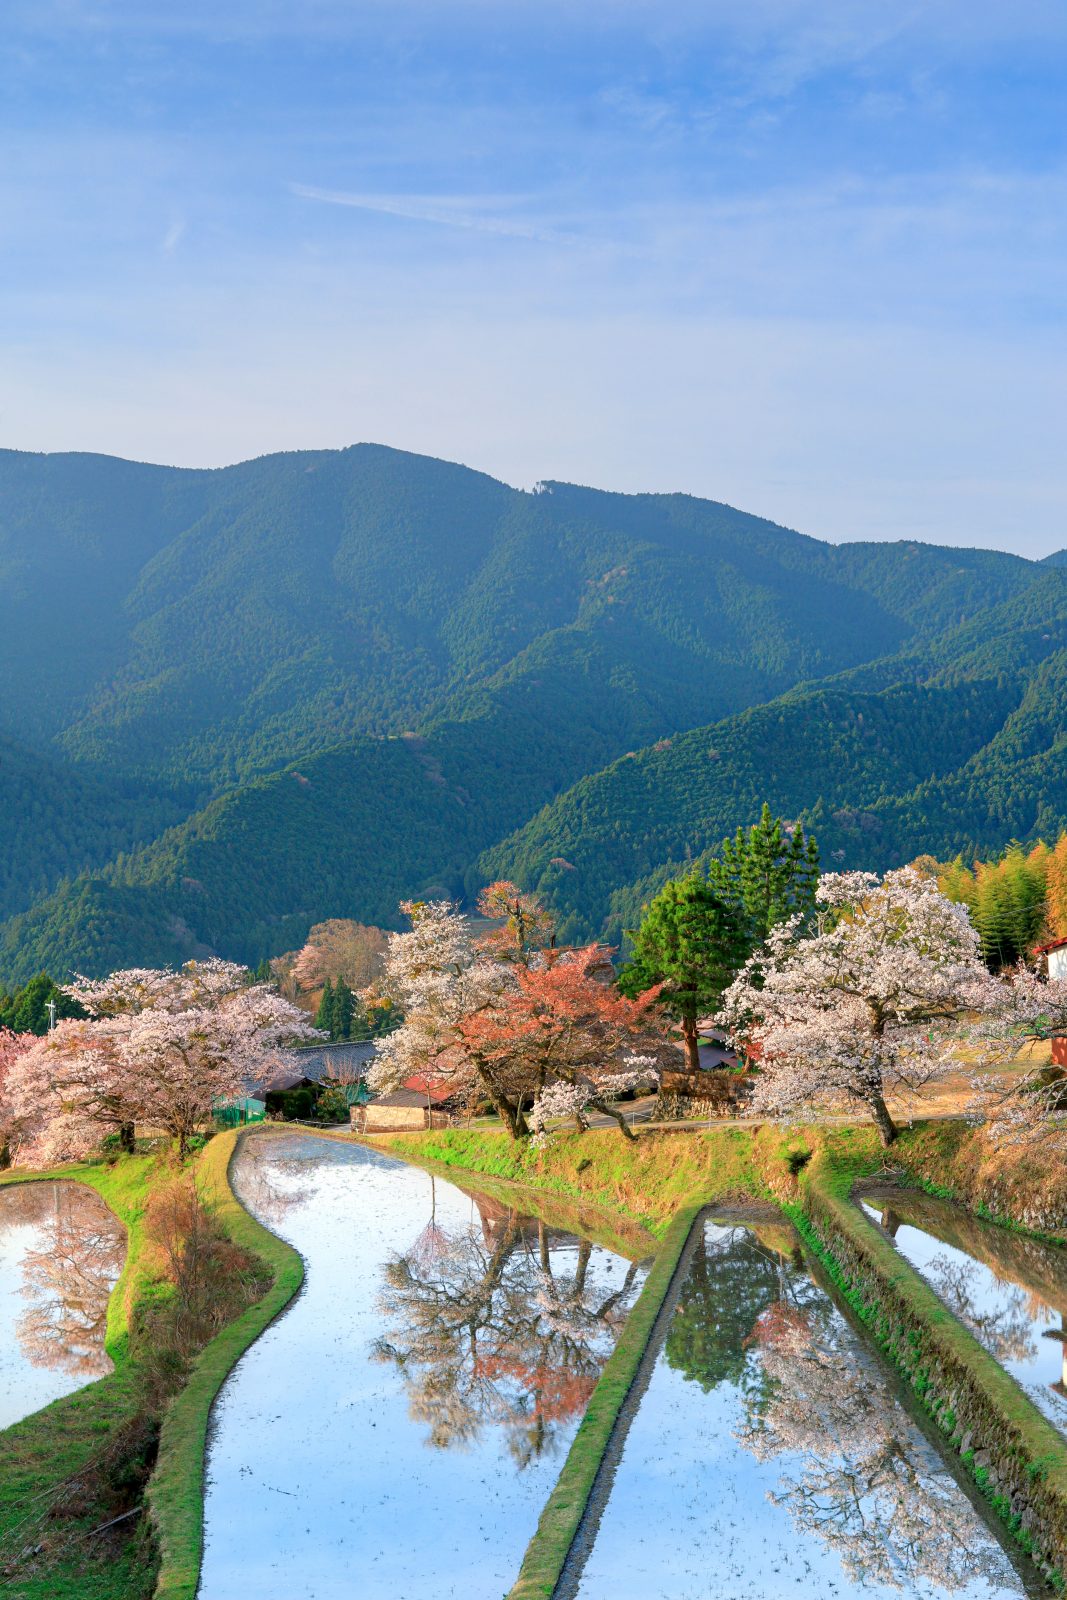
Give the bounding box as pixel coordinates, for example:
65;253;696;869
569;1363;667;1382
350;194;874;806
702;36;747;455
119;1121;135;1155
587;1095;635;1140
868;1091;897;1147
479;1067;529;1139
681;1012;700;1073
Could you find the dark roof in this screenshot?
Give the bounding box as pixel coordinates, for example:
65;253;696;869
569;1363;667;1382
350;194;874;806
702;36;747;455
250;1040;378;1096
371;1088;432;1109
287;1041;378;1083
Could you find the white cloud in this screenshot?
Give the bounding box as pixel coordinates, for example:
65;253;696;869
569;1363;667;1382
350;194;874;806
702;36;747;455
289;185;559;242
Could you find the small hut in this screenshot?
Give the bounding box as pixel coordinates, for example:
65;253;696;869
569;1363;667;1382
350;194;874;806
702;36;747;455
357;1076;459;1133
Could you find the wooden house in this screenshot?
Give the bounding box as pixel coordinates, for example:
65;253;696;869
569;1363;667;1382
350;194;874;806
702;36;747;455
356;1075;459;1132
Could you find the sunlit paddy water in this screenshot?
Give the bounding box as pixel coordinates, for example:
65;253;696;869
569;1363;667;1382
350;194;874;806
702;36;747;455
564;1218;1040;1600
862;1188;1067;1439
0;1180;125;1429
198;1131;649;1600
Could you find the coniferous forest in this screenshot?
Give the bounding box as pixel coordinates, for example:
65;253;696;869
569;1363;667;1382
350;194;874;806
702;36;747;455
2;442;1067;985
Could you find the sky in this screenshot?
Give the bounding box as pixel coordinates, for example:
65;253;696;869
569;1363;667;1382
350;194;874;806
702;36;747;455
2;1;1066;556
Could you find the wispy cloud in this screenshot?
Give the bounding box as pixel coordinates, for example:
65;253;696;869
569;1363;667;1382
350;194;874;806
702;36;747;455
289;184;559;242
161;217;186;254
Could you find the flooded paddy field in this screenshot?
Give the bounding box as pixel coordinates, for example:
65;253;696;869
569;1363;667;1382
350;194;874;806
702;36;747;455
862;1187;1067;1439
0;1180;125;1430
198;1131;650;1600
562;1215;1044;1600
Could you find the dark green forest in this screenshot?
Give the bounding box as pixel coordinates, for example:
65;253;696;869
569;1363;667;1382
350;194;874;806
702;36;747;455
2;443;1066;983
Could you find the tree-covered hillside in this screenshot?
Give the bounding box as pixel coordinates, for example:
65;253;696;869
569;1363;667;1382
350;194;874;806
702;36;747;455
0;445;1037;787
474;575;1067;943
0;443;1060;982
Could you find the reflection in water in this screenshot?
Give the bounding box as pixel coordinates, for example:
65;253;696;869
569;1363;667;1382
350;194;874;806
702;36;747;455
0;1182;125;1429
570;1220;1030;1600
375;1188;642;1466
741;1287;1004;1591
863;1189;1067;1436
199;1132;648;1600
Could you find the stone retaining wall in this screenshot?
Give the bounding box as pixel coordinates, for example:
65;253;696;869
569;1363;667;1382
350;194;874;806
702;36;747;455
799;1179;1067;1588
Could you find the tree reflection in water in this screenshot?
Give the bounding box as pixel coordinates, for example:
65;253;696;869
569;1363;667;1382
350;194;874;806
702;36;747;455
924;1250;1038;1365
6;1182;125;1379
374;1195;642;1467
739;1267;1005;1591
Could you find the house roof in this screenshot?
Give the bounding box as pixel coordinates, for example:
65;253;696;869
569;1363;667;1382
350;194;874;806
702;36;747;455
371;1088;436;1109
289;1041;378;1082
400;1074;456;1106
250;1040;378;1096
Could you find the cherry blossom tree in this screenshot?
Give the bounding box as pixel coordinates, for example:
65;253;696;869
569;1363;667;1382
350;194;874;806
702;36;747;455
291;919;388;993
475;880;555;963
369;900;525;1133
718;868;997;1146
8;961;320;1163
962;966;1067;1150
370;903;666;1139
119;985;319;1157
9;1019;142;1162
458;948;665;1140
0;1027;33;1166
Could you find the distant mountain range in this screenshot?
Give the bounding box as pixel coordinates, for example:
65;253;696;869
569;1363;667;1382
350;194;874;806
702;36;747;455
2;443;1066;983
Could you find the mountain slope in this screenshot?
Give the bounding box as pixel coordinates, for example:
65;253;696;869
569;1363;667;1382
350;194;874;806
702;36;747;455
473;571;1067;942
0;443;1056;981
0;445;1038;787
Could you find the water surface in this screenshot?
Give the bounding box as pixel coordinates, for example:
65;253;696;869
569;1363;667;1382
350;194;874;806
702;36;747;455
862;1188;1067;1438
567;1216;1036;1600
199;1131;649;1599
0;1180;125;1430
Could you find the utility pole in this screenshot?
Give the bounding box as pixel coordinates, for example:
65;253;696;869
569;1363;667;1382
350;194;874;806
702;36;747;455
47;998;57;1032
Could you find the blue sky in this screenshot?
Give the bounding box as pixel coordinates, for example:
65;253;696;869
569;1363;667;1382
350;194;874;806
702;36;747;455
3;1;1066;555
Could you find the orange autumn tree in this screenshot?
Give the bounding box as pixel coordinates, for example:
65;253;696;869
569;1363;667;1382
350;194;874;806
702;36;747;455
476;880;556;963
457;945;665;1141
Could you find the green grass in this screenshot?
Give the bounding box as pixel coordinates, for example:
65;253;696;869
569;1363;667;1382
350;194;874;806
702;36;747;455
507;1205;702;1600
0;1151;167;1600
146;1130;304;1600
373;1122;797;1234
795;1147;1067;1584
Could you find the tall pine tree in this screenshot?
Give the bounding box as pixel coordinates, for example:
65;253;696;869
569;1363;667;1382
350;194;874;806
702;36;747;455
314;979;335;1036
332;978;355;1041
707;804;819;941
619;873;750;1071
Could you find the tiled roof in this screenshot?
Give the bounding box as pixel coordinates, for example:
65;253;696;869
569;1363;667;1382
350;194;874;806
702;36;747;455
287;1041;378;1082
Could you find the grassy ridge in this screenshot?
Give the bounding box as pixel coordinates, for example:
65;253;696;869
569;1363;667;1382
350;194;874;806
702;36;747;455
146;1130;304;1600
373;1122;866;1233
507;1205;702;1600
0;1153;166;1600
796;1146;1067;1584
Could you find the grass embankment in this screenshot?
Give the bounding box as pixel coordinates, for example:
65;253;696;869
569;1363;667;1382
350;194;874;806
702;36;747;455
794;1140;1067;1585
508;1204;702;1600
0;1130;304;1600
146;1131;303;1600
0;1153;166;1600
374;1122;820;1233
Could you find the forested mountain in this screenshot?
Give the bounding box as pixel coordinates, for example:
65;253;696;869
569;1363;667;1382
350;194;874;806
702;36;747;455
0;442;1060;982
477;574;1067;943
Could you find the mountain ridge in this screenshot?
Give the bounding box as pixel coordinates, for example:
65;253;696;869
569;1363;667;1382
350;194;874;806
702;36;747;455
0;443;1057;983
